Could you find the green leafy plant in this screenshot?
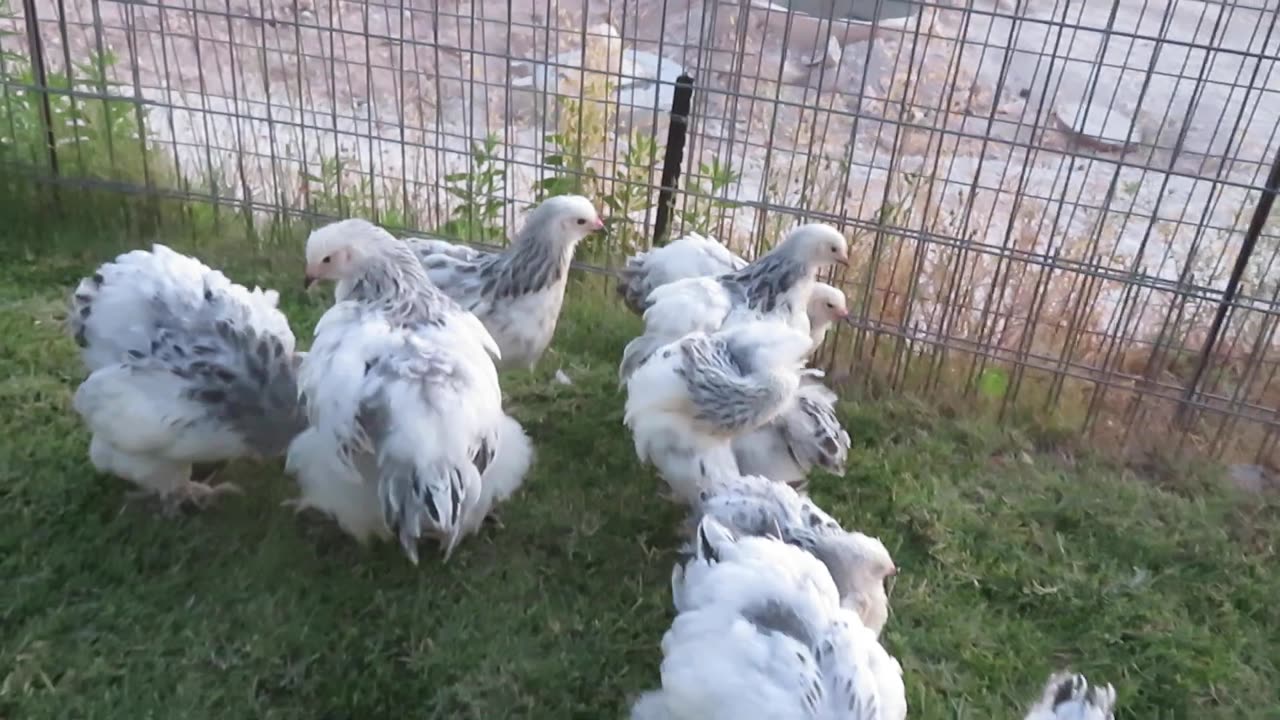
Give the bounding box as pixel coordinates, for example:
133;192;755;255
677;156;741;236
597;133;659;254
301;155;366;218
0;43;143;179
296;154;410;230
536;130;592;201
437;134;509;243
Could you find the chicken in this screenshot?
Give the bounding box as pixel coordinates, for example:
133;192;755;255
623;319;818;504
634;516;1118;720
732;379;851;492
1023;673;1117;720
406;237;483;262
67;244;305;514
405;195;604;371
806;283;854;353
617;232;747;315
618;224;849;383
285;219;533;562
689;473;895;634
630;515;907;720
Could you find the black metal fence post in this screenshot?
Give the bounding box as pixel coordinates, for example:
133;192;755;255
652;74;695;248
1177;148;1280;423
20;0;60;184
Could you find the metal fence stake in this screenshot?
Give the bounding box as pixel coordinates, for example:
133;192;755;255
652;73;694;248
1177;147;1280;426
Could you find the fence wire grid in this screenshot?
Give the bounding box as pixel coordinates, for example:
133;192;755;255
2;0;1280;466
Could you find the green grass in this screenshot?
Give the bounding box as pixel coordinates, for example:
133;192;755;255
2;220;1279;720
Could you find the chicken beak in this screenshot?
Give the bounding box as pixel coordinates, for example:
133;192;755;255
303;274;318;290
840;312;856;327
835;254;850;267
590;216;609;238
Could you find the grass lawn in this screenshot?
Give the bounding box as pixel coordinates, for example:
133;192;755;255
1;228;1277;719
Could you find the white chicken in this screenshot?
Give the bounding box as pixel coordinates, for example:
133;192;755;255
630;515;908;720
732;379;851;492
1024;673;1117;720
406;237;483;262
624;319;818;504
690;473;895;634
617;232;748;315
67;244;305;513
405;195;604;371
619;224;849;383
805;283;854;354
285;219;534;563
633;519;1118;720
619;232;854;356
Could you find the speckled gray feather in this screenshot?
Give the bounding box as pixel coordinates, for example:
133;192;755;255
618;332;668;386
617;252;659;316
615;236;748;315
99;276;305;457
741;599;819;649
334;241;498;561
781;385;851;475
740;599;829;716
618;278;750;383
409;214;572;312
675;333;793;435
342;241;456;328
719;246;809;316
357;352;496;549
814;620;885;717
67;271;104;349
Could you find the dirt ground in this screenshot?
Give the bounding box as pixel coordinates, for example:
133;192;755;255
6;0;1280;346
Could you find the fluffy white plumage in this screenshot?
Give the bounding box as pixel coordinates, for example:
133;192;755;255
631;516;907;720
618;232;853;356
618;235;853;489
806;283;853;353
617;232;748;315
67;244;305;511
623;320;818;504
404;195;603;371
287;219;533;563
732;379;852;491
619;224;849;383
1023;673;1117;720
406;236;483;262
691;473;895;634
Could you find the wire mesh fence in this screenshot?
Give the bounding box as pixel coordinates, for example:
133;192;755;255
2;0;1279;466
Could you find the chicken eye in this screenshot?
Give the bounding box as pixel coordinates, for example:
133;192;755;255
322;255;332;264
826;302;835;308
576;218;587;226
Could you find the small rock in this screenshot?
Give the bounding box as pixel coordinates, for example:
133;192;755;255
553;369;573;386
1228;463;1273;494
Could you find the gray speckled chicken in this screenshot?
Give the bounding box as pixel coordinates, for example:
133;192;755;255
287;219;534;563
630;515;907;720
618;223;850;384
732;379;851;492
623;319;818;505
617;232;749;316
688;472;895;635
405;195;604;371
67;244;305;514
